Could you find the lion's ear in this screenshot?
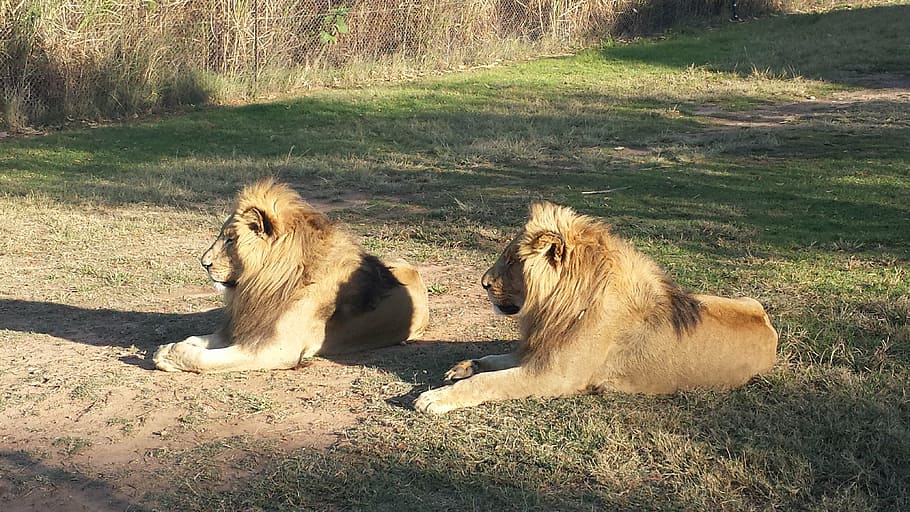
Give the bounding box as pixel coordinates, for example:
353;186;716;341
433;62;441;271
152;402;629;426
530;231;564;267
241;207;277;239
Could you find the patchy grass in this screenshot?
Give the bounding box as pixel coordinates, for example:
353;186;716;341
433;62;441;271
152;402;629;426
52;436;93;457
0;4;909;512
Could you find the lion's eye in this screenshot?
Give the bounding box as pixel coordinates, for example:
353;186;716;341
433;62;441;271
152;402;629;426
224;237;236;246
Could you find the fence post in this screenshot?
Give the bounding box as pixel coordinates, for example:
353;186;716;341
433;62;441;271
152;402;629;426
253;0;260;92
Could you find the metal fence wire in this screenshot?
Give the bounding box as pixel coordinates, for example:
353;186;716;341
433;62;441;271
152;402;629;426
202;0;576;75
1;0;745;128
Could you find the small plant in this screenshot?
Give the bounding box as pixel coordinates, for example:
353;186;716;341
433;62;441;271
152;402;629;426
227;390;273;413
53;436;92;456
106;417;138;434
319;7;350;45
70;380;100;401
427;283;448;295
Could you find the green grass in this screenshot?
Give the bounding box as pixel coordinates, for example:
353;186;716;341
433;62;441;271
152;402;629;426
51;436;93;457
609;4;910;82
2;4;909;511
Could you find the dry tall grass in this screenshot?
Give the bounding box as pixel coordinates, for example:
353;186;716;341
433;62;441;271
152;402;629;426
0;0;856;130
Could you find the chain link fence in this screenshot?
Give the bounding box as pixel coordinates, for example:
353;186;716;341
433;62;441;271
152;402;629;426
2;0;777;130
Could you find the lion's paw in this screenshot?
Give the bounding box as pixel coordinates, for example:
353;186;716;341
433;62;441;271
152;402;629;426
152;343;181;372
181;335;210;348
444;360;477;381
414;388;459;415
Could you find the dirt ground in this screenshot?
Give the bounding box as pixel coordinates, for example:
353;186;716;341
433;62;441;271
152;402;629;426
1;81;908;511
0;257;504;511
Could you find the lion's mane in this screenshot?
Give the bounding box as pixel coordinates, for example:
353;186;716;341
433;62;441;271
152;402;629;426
222;180;337;350
516;202;703;369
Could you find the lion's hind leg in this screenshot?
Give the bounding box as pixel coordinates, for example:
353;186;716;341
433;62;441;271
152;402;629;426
388;260;429;340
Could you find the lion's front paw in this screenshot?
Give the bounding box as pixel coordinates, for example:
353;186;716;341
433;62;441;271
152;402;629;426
181;335;211;348
152;343;181;372
444;360;477;381
414;387;459;415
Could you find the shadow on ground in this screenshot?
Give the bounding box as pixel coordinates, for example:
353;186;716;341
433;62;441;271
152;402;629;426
0;299;221;353
150;371;910;511
0;298;514;383
0;450;146;512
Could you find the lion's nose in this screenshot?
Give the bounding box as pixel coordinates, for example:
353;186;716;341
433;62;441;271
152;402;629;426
481;273;491;290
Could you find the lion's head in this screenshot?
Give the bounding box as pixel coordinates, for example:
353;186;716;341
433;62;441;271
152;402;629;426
200;228;239;291
481;201;582;317
200;179;332;292
480;235;527;316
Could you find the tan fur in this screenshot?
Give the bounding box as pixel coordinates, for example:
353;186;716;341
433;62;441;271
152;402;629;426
153;179;429;373
415;201;777;414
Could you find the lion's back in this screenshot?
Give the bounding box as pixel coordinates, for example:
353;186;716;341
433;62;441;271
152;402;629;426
601;293;778;393
317;252;429;355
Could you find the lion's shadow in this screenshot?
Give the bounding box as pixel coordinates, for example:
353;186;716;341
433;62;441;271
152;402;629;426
333;339;515;406
0;298;222;351
0;298;512;382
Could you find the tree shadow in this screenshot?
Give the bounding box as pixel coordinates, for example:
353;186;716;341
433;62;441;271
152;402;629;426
3;363;906;510
674;377;910;509
1;88;907;259
150;433;703;511
0;450;147;512
140;368;910;511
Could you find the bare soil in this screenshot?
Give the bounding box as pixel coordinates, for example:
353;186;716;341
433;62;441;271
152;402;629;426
0;260;500;511
1;80;907;511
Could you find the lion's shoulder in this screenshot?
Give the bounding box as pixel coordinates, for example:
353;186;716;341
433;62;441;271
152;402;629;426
607;242;704;338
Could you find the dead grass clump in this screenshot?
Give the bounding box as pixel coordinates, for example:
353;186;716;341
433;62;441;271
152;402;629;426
0;0;849;130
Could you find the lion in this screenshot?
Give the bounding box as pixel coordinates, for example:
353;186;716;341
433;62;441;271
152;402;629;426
415;201;778;414
153;179;429;373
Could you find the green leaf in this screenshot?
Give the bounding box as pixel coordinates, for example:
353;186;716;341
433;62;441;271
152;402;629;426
319;31;336;45
335;19;349;34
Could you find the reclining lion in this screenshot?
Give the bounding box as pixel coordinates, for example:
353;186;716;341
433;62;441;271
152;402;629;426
416;201;778;414
153;179;429;373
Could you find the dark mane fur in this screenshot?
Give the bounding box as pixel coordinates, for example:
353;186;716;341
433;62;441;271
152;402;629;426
327;255;402;321
662;275;703;336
